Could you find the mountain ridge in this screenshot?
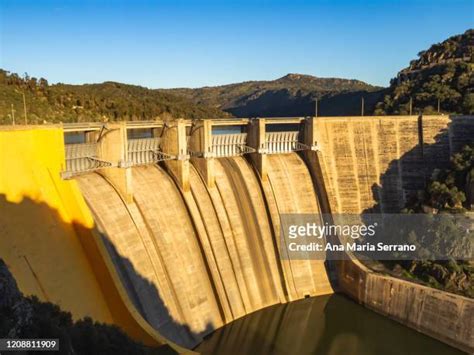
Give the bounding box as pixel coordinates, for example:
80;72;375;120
162;73;381;117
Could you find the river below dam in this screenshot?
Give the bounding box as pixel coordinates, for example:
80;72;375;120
195;294;463;355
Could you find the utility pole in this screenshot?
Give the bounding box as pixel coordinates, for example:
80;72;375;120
361;97;365;116
409;97;413;115
11;104;15;125
314;99;318;117
437;98;441;113
22;91;28;125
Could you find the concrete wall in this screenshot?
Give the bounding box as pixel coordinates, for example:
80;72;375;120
313;115;473;213
337;258;474;353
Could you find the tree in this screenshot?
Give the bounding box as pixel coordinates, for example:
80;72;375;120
462;93;474;114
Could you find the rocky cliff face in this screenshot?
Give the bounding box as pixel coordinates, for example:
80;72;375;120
374;29;473;115
404;29;473;72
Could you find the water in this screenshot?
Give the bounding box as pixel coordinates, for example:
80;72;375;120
127;128;153;139
64;132;85;144
212;126;245;134
195;294;463;355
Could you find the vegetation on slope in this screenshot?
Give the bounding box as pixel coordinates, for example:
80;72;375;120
164;73;382;117
374;29;474;115
369;144;474;298
406;144;474;212
0;259;170;354
0;69;230;124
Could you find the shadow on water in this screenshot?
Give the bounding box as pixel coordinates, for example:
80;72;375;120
195;294;463;355
0;194;214;353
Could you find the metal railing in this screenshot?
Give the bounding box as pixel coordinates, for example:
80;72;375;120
127;137;174;165
265;131;307;154
63;143;112;178
211;133;255;157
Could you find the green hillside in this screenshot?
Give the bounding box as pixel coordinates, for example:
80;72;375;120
0;70;230;124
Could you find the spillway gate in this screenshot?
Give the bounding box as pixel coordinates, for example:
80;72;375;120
127;137;174;166
62;142;113;178
264;131;308;154
211;133;255;157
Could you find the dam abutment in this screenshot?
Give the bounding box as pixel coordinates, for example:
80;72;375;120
312;115;474;352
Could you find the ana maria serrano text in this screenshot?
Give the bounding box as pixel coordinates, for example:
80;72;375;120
286;222;416;252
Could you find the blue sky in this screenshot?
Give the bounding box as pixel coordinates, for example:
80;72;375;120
0;0;472;88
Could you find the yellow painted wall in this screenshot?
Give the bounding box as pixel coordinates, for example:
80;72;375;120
0;127;113;320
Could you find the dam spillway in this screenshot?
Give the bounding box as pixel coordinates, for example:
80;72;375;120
76;151;333;348
0;115;473;353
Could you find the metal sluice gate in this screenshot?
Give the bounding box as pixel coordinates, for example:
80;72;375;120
264;131;309;154
62;138;174;178
188;131;311;158
127;137;174;166
211;133;255;157
62;143;112;179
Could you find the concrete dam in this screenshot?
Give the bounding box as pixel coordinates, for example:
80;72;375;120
0;115;473;353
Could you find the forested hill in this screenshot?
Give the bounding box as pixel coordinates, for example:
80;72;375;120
374;29;474;115
0;70;230;124
163;73;383;117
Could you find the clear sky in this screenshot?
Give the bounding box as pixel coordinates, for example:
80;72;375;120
0;0;472;88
